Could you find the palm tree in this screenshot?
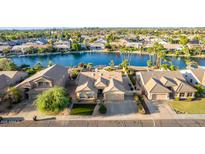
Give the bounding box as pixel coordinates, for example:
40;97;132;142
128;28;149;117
185;58;198;69
147;42;166;68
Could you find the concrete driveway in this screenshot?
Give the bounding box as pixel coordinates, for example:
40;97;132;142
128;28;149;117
147;100;178;119
105;100;137;116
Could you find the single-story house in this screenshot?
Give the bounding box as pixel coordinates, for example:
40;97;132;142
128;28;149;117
54;40;71;50
75;71;125;101
181;68;205;87
0;71;28;98
136;70;196;100
90;43;105;50
16;64;68;99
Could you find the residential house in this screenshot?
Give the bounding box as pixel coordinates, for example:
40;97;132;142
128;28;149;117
90;43;105;50
181;68;205;87
75;71;128;101
16;64;68;99
163;44;183;51
136;70;196;100
0;71;28;94
54;40;71;50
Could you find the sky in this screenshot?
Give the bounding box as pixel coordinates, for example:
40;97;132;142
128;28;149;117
0;0;205;28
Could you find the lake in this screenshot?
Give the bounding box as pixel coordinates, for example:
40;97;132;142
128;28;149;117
10;52;205;69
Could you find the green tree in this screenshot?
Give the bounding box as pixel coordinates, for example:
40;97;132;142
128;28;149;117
36;86;71;113
33;63;43;72
147;60;153;67
147;42;166;68
194;84;204;98
0;58;17;71
71;43;81;51
48;60;54;67
179;36;189;45
3;87;22;105
2;47;11;56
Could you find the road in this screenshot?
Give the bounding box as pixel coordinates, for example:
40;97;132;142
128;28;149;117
1;119;205;127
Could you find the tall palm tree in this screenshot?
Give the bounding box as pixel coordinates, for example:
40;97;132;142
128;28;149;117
147;42;166;68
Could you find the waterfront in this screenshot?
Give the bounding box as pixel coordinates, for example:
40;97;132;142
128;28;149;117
10;51;205;68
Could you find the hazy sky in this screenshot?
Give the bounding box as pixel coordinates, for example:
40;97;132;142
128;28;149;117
0;0;204;27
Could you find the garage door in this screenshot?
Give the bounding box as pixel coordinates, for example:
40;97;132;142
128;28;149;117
104;92;124;101
152;94;167;100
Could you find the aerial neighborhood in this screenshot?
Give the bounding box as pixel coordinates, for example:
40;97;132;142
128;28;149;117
1;28;205;122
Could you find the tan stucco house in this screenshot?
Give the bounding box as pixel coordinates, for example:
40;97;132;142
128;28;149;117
16;64;68;99
136;70;196;100
0;71;28;93
75;71;126;101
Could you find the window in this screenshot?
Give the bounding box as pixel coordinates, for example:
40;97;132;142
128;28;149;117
187;93;193;97
179;93;185;97
79;93;86;98
38;82;44;87
190;79;193;83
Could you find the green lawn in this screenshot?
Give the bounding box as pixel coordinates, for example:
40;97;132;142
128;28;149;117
170;98;205;114
70;104;96;115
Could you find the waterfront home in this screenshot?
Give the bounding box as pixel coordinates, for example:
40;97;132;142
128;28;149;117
0;75;10;94
163;44;183;51
54;40;71;50
0;71;28;96
90;43;105;50
75;71;126;101
181;68;205;87
95;38;107;44
0;71;28;85
11;42;48;54
136;70;196;100
16;64;68;99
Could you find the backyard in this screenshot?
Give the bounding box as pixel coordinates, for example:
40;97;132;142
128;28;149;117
170;98;205;114
70;104;96;115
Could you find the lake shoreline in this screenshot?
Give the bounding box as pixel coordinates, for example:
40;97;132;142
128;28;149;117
4;50;205;59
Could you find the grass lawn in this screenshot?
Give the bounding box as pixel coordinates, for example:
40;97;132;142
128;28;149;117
70;104;96;115
170;98;205;114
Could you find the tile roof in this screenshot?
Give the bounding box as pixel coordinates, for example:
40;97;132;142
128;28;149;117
16;64;67;87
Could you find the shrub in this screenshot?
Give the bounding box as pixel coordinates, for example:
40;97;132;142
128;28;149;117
134;95;139;101
194;84;204;98
175;97;180;101
187;97;193;101
98;103;107;114
3;87;22;104
137;102;145;114
71;69;79;79
36;86;71;114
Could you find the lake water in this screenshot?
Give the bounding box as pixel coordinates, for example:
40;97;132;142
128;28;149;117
10;52;205;69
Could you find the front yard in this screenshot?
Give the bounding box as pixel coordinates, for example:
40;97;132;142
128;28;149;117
70;104;96;115
170;98;205;114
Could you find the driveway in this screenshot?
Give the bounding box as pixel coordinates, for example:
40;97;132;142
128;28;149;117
144;99;178;119
105;100;137;116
